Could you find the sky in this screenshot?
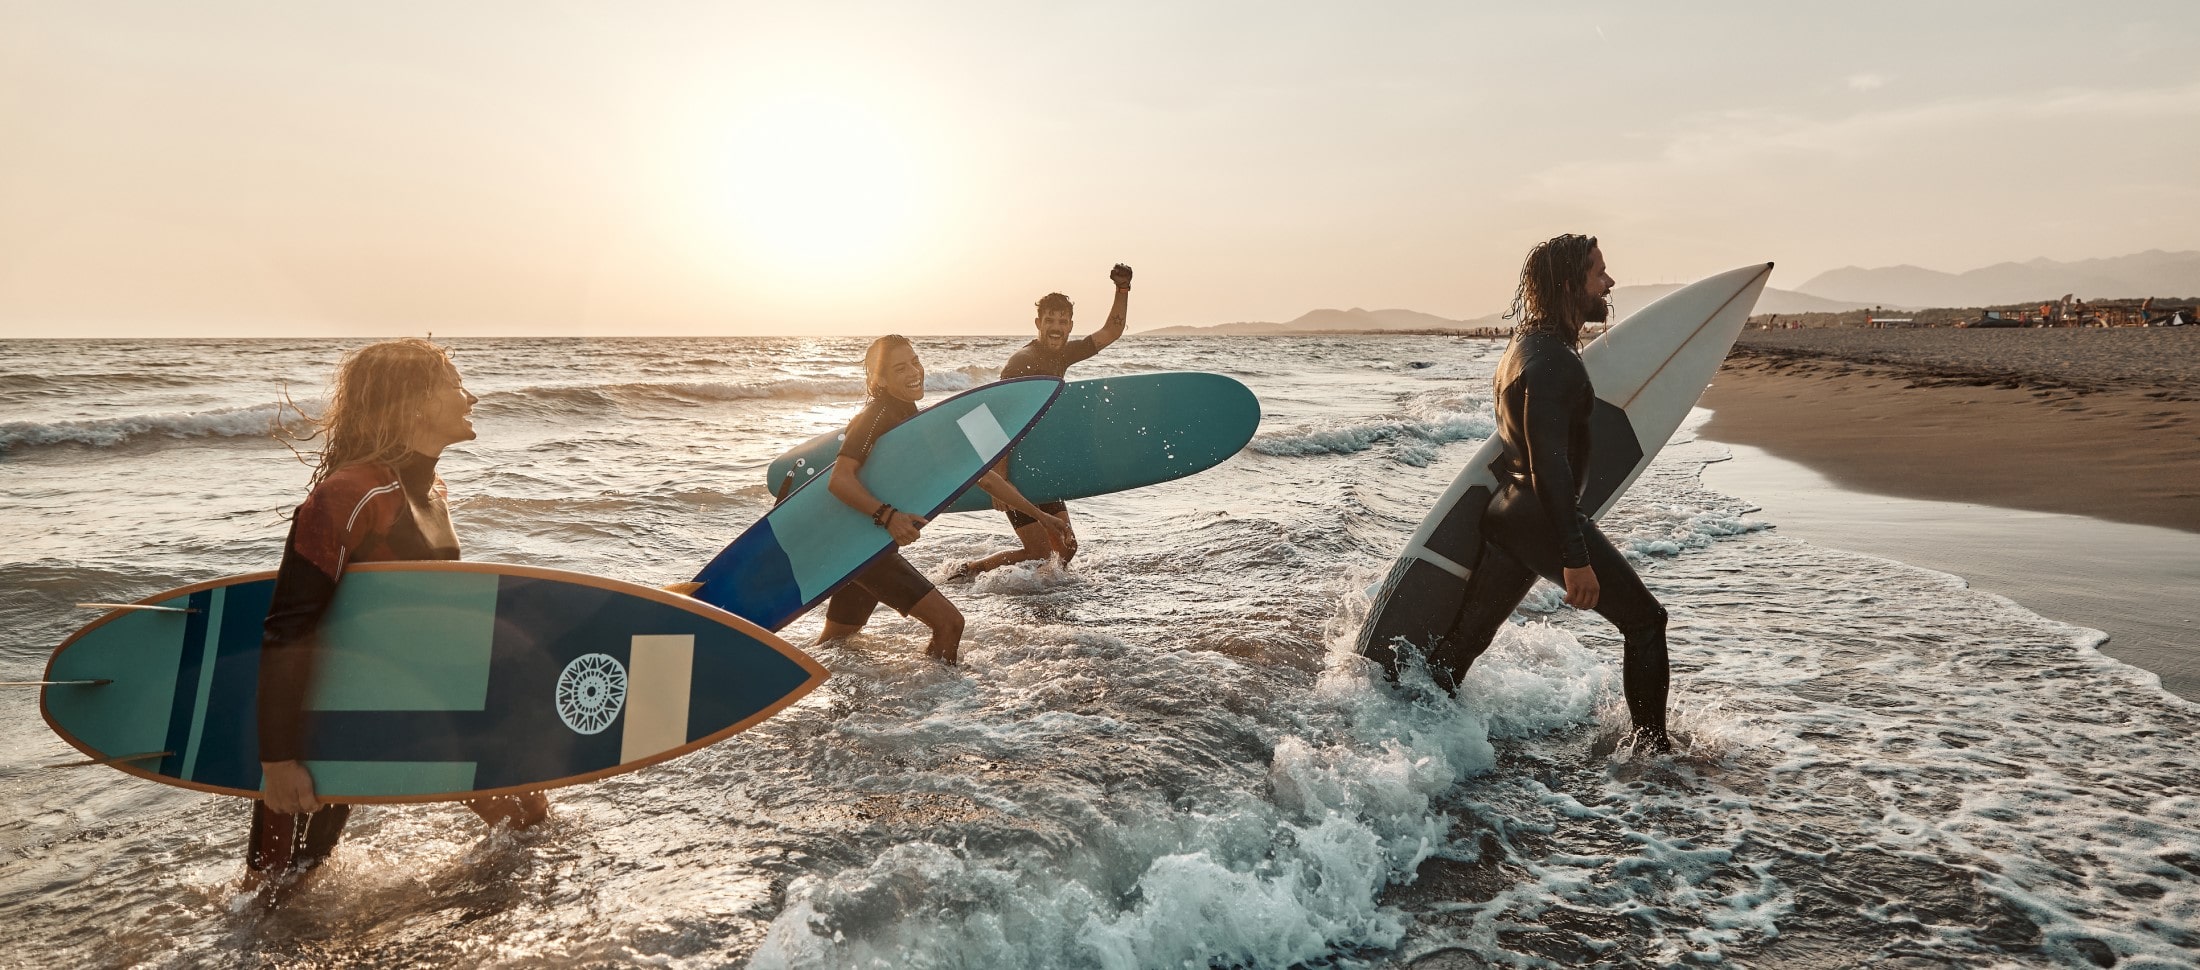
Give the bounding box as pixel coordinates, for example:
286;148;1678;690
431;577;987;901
3;1;2197;338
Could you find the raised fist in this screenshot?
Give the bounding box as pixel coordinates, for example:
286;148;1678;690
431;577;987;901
1110;263;1134;288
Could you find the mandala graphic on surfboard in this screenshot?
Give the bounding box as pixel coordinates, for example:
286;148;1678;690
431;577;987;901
42;562;829;803
1358;263;1774;671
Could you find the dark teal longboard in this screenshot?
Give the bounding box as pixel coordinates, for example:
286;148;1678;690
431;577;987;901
765;373;1261;516
42;562;828;803
690;377;1063;629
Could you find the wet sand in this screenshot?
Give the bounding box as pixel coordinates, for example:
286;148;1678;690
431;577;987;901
1700;328;2200;535
1701;442;2200;701
1698;327;2200;701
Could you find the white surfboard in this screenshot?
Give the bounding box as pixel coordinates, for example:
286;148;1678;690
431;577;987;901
1358;262;1774;671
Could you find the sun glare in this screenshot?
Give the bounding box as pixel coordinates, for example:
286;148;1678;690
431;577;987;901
709;93;927;282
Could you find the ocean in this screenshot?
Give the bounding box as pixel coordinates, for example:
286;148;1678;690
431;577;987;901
2;335;2195;968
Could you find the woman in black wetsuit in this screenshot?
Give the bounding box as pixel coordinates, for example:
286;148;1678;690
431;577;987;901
253;338;546;891
1429;234;1673;753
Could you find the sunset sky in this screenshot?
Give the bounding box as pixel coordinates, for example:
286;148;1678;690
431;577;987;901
4;1;2197;337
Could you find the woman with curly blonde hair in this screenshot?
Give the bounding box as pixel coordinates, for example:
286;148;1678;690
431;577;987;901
253;338;545;890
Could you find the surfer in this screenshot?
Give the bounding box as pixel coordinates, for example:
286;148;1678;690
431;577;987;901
818;335;1073;662
252;338;547;890
956;263;1134;578
1431;235;1675;753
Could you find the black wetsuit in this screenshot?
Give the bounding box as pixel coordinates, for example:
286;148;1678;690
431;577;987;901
1000;335;1098;380
996;337;1097;528
822;395;938;624
1427;325;1670;742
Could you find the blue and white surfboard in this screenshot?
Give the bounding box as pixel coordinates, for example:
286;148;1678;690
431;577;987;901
689;376;1063;630
42;562;829;802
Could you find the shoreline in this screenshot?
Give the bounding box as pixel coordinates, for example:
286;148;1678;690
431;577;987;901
1697;333;2200;700
1698;440;2200;702
1700;335;2200;535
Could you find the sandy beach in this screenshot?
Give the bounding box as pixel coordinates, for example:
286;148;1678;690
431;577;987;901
1699;326;2200;699
1701;327;2200;533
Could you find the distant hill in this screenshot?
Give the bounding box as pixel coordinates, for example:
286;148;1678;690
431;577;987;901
1796;250;2200;307
1140;285;1862;336
1611;284;1873;319
1141;307;1504;336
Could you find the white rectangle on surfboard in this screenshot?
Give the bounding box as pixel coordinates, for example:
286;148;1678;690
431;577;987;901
956;404;1012;461
621;634;696;763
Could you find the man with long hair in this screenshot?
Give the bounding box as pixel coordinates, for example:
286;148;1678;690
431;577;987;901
255;338;546;891
958;263;1133;577
1427;235;1675;753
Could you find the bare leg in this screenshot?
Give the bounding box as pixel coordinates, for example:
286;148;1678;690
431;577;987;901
905;590;967;663
466;791;549;830
817;618;865;644
963;510;1077;577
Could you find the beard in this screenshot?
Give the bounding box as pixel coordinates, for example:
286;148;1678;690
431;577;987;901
1582;295;1611;324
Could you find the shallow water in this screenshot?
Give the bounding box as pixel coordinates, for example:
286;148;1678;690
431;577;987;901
1702;441;2200;702
2;336;2195;968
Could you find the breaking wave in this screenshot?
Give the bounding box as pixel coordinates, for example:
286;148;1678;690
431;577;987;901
0;404;292;452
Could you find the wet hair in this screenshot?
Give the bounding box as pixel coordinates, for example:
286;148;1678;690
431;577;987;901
1034;293;1074;317
1505;233;1602;344
862;334;916;398
275;337;454;491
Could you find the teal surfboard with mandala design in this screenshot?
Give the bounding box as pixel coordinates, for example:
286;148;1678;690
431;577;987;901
41;562;828;803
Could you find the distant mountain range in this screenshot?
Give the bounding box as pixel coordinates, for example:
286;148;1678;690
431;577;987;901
1140;307;1500;336
1136;251;2195;335
1609;284;1869;319
1140;286;1865;335
1794;250;2200;308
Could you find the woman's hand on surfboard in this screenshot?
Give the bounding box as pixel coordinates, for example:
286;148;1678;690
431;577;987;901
886;511;926;546
1563;565;1601;611
261;760;321;815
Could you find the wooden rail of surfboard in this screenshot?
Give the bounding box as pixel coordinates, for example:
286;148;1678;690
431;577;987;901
76;602;197;613
46;751;171;769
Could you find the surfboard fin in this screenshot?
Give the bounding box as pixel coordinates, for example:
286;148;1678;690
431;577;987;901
46;750;170;769
76;602;197;614
0;679;112;687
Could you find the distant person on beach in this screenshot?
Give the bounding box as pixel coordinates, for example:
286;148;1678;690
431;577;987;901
1426;234;1676;754
956;263;1134;578
818;335;1074;662
254;338;546;894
